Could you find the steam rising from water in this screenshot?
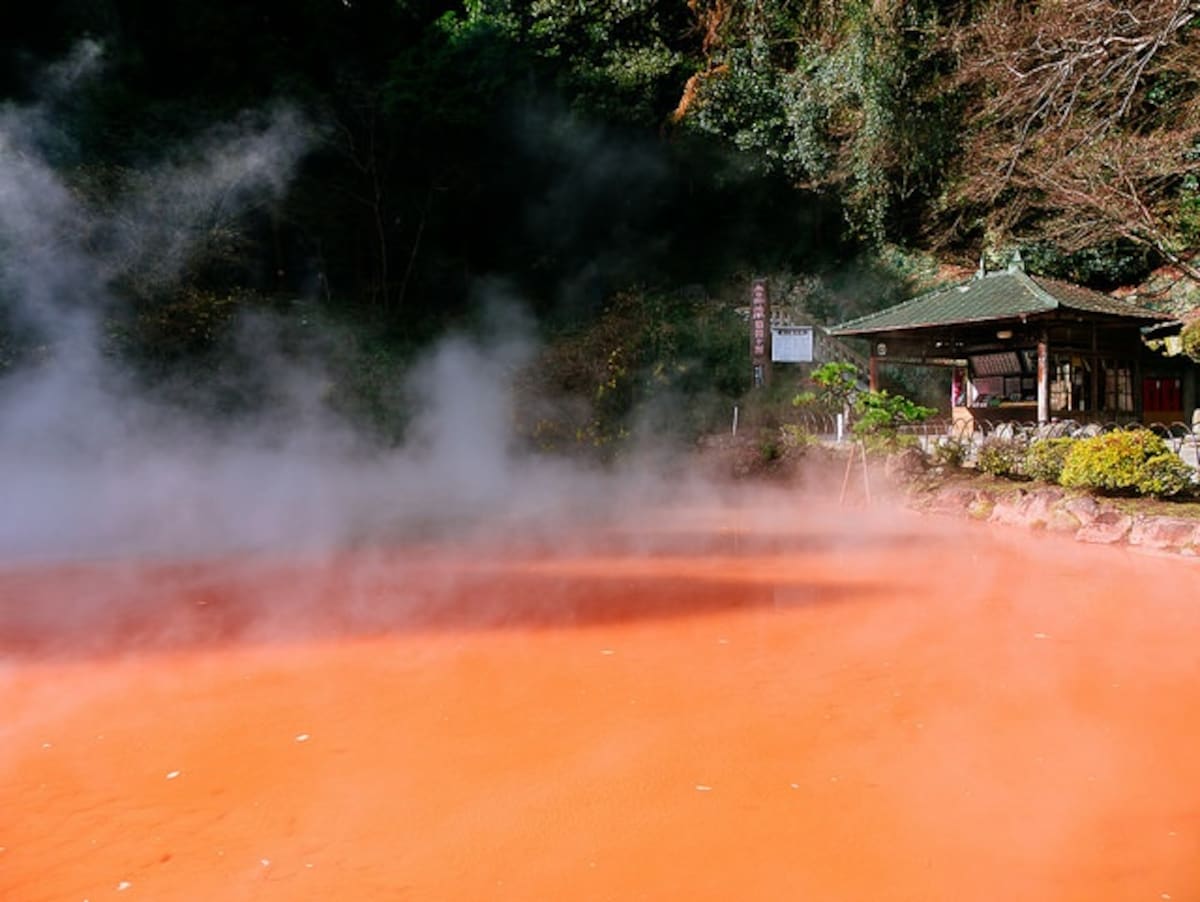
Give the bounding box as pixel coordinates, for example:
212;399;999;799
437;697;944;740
0;47;637;563
7;53;1199;902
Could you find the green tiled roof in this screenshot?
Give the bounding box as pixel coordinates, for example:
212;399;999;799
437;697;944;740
830;269;1171;335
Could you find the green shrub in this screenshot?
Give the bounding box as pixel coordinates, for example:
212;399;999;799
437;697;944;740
1024;437;1075;483
1060;429;1195;497
851;389;936;451
976;437;1026;478
1136;452;1196;498
860;431;922;455
796;361;860;412
779;423;817;451
759;435;782;462
929;437;967;468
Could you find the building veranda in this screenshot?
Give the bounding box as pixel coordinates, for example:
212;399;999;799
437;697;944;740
830;255;1197;437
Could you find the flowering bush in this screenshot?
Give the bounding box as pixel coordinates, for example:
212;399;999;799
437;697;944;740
1059;429;1194;497
1024;437;1075;483
976;437;1025;478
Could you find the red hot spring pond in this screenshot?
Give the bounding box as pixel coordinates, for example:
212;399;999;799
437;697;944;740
2;491;1199;901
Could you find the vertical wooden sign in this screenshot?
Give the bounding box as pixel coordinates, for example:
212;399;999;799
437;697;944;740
751;278;771;387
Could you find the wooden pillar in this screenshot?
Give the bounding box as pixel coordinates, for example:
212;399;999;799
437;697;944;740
1037;335;1050;424
1089;323;1099;417
868;355;879;392
1133;353;1143;422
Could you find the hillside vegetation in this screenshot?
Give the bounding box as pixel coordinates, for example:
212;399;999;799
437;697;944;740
3;0;1199;448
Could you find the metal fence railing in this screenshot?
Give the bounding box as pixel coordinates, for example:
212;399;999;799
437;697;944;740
791;410;840;437
1149;421;1200;468
892;417;1200;470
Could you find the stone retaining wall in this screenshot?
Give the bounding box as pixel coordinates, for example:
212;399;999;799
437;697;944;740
909;482;1200;556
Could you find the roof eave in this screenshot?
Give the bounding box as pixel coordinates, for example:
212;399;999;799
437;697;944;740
831;311;1036;337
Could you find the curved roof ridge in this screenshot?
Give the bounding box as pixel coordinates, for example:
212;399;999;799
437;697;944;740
829;269;1174;335
1012;269;1060;308
1027;273;1168;318
830;271;1051;334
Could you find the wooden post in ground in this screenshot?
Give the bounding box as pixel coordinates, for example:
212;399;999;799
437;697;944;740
1037;335;1050;424
860;442;872;507
840;446;854;505
839;442;871;507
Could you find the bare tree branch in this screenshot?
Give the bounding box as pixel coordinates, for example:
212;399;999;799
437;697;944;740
946;0;1200;276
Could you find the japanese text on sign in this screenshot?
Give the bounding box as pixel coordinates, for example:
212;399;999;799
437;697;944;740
751;281;769;360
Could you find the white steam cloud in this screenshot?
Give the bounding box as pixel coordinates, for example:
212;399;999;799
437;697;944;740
0;47;646;564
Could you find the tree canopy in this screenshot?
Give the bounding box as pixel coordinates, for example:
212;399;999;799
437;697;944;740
2;0;1198;339
949;0;1200;280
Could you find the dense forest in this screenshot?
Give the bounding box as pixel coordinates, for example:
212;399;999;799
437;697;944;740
2;0;1199;449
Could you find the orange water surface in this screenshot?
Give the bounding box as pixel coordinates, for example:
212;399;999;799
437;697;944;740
3;498;1200;901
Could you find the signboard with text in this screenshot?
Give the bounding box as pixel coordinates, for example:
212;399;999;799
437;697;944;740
771;326;813;363
751;279;770;386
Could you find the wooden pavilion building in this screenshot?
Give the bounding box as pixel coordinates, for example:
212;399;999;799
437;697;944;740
829;254;1194;428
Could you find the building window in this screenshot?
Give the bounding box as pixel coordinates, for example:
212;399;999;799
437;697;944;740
1100;360;1133;413
1050;359;1073;411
